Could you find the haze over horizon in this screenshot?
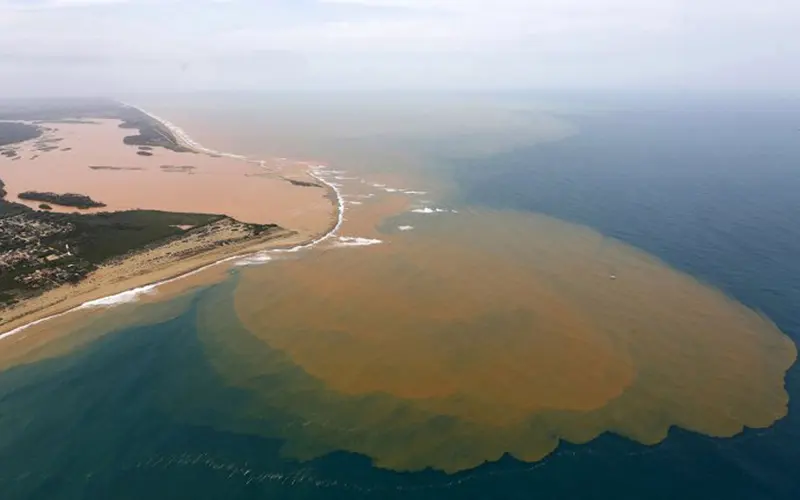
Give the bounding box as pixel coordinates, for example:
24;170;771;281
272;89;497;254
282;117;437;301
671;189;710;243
0;0;798;98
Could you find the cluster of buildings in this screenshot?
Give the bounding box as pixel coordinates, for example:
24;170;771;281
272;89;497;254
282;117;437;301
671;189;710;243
0;214;88;295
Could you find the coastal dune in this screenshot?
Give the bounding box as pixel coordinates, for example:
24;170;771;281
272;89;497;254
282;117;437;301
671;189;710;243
0;108;344;337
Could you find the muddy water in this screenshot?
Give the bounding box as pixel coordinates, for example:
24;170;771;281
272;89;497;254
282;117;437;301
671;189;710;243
188;189;796;472
0;119;333;231
138;98;796;474
0;96;797;498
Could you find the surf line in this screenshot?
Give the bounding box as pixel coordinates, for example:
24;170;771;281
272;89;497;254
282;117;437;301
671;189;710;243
124;103;345;248
0;105;346;341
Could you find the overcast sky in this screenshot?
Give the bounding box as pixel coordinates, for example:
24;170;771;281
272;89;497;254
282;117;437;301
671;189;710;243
0;0;798;96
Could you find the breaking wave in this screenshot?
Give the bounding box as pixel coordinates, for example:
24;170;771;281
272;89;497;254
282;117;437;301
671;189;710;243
335;237;384;247
234;254;274;267
0;106;347;339
79;284;159;308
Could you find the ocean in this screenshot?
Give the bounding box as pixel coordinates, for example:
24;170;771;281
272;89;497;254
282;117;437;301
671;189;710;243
0;92;798;499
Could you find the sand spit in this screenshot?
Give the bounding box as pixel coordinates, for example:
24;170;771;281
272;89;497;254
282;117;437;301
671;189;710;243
0;105;347;338
0;222;309;338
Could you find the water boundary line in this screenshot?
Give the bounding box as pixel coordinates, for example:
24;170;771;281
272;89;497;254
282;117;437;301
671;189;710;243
0;103;346;340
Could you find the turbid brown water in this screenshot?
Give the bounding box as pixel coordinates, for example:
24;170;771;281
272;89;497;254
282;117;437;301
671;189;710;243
0;119;334;232
1;99;795;479
185;204;797;473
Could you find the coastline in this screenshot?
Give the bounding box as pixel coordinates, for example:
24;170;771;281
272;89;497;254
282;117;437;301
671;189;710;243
0;104;345;339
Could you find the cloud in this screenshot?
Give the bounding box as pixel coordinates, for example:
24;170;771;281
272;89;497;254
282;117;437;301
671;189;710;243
0;0;798;95
0;0;131;9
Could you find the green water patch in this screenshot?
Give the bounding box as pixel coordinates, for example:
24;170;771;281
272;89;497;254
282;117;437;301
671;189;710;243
0;283;490;498
0;289;352;498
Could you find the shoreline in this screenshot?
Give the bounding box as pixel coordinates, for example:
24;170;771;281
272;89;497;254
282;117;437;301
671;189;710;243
0;104;346;339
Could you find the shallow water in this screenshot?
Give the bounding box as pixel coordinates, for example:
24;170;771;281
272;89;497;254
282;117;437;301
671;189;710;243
1;93;798;499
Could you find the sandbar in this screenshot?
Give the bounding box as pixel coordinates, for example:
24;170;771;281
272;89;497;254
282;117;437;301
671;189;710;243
0;109;341;336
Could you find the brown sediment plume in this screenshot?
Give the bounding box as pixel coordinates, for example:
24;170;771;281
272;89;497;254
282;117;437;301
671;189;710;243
205;209;796;473
0;113;348;343
0;119;334;233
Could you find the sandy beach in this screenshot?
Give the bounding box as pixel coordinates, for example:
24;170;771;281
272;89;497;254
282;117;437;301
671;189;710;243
0;222;317;337
0;108;343;337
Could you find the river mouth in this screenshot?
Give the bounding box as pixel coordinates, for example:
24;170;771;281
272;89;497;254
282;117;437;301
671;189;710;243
199;208;794;473
1;93;798;498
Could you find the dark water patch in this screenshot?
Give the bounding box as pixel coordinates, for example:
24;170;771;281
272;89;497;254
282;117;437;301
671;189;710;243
0;122;41;147
455;103;800;334
453;101;800;420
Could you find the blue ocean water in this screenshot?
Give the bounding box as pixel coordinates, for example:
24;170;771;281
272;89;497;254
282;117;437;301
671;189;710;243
1;95;799;499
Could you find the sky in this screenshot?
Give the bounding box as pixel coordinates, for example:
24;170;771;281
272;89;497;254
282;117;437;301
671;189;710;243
0;0;798;96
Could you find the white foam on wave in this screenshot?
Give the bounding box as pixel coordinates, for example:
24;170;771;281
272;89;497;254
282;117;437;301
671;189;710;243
398;225;414;231
1;109;348;340
412;207;457;214
0;311;74;341
234;253;273;266
384;188;399;193
403;190;428;195
336;237;383;247
372;183;386;188
80;284;159;308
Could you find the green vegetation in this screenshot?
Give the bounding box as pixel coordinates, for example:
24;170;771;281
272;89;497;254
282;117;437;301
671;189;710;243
0;194;227;306
18;191;107;210
66;210;223;264
0;180;28;216
0;99;283;309
1;169;234;306
0;98;191;153
89;166;143;171
118;107;193;153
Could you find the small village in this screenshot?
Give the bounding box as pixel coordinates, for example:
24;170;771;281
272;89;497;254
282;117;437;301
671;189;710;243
0;213;90;301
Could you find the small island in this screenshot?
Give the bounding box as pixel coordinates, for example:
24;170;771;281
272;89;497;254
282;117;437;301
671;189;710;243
18;191;107;209
286;178;323;188
0;98;338;334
